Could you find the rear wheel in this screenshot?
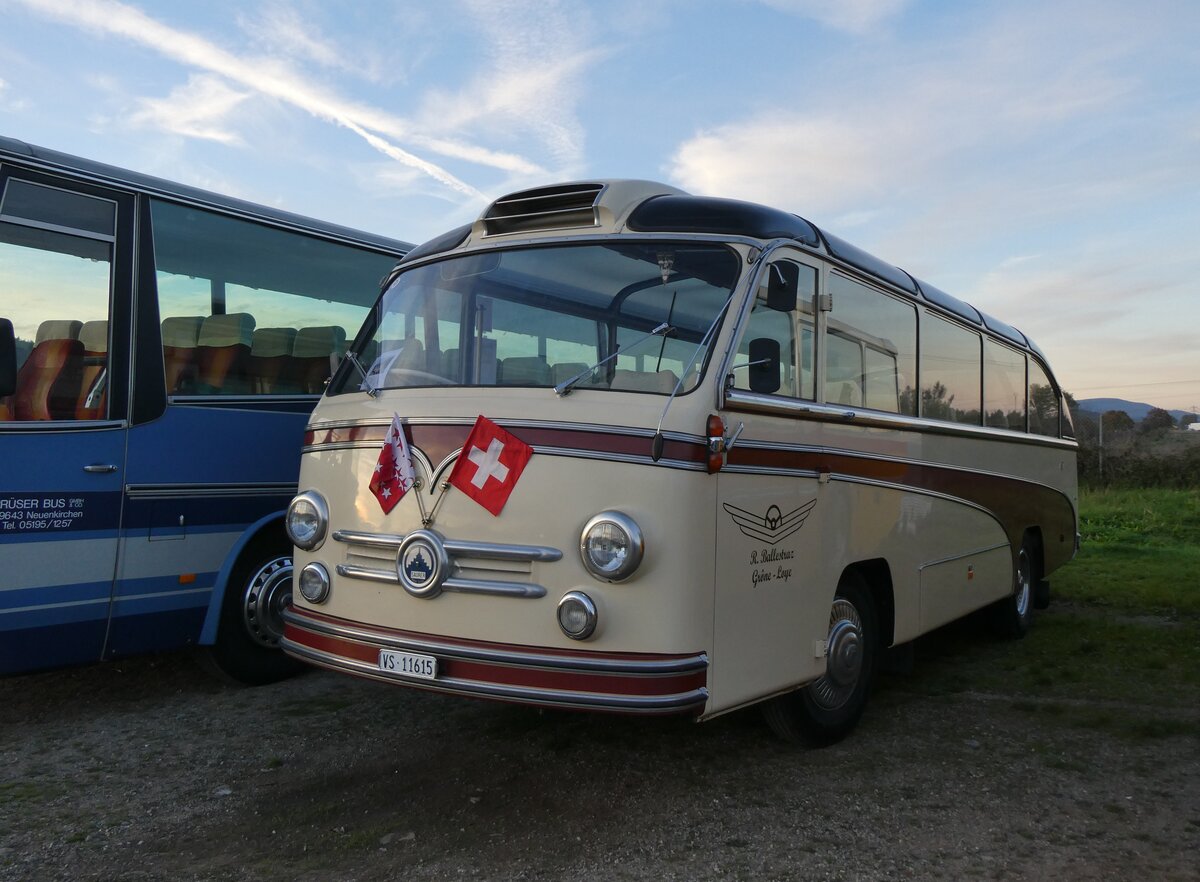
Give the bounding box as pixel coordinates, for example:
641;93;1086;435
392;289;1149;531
988;537;1037;639
207;532;305;685
762;572;878;746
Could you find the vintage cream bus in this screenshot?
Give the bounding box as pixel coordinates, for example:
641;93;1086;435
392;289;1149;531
281;181;1078;744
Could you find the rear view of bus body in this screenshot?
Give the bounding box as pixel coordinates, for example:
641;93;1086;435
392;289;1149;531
282;180;1078;743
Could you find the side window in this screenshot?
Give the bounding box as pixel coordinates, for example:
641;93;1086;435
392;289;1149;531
984;338;1026;430
731;259;817;399
151;200;397;396
1028;358;1060;437
0;180;114;422
919;311;982;425
825;273;916;415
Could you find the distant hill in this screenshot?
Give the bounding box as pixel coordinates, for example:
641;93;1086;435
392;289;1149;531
1078;398;1192;422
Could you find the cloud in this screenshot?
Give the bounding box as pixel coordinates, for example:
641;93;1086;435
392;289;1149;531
0;77;30;112
129;74;251;145
235;3;392;85
757;0;911;33
415;0;604;174
13;0;503;198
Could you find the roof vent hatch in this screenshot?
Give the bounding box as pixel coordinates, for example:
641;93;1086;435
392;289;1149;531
482;183;604;236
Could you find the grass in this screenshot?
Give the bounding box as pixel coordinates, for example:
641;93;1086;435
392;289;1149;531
886;487;1200;738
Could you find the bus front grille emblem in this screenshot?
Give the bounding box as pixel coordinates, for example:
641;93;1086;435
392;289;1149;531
396;530;450;598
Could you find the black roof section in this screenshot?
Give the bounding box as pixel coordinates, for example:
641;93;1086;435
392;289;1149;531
0;135;412;254
627;194;820;246
399;223;472;265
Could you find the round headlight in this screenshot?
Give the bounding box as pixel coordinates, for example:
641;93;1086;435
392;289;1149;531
579;511;644;582
298;562;331;604
286;491;329;551
557;591;597;640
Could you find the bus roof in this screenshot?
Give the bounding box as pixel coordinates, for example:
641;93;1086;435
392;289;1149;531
403;179;1046;364
0;135;412;255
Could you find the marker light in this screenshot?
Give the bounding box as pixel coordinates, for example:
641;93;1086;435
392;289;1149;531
298;563;331;604
706;414;728;473
557;592;598;640
286;491;329;551
580;511;644;582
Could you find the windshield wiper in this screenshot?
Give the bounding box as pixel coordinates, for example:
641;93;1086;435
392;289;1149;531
554;322;673;397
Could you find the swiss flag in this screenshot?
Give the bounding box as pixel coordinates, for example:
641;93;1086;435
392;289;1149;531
448;415;533;516
369;414;417;514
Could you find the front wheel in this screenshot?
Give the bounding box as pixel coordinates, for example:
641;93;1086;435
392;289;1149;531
207;534;305;685
762;572;878;746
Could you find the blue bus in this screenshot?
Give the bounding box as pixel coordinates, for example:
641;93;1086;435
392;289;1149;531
0;136;410;682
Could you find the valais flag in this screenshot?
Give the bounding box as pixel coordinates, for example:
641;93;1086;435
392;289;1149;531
448;415;533;516
369;414;416;514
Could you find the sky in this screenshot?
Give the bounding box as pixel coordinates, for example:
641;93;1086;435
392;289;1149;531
1;0;1198;413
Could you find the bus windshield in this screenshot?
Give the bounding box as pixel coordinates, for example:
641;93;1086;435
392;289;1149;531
335;242;741;396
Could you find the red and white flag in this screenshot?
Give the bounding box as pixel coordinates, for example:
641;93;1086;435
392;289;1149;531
369;414;417;514
448;415;533;516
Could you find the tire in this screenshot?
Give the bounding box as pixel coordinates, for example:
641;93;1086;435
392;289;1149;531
762;571;878;746
987;536;1037;640
207;532;305;685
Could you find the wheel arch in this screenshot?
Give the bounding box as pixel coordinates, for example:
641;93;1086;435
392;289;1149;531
199;511;289;645
841;557;895;650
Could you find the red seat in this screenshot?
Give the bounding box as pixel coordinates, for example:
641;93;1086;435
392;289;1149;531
248;327;298;394
195;313;255;395
75;320;108;419
14;338;84;420
161;316;204;394
289;326;346;394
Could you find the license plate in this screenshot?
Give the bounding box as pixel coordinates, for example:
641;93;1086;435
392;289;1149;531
378;649;437;680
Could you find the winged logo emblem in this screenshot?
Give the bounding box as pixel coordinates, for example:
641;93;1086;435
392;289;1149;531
723;499;817;544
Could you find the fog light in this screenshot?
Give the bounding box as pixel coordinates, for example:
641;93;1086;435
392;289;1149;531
287;491;329;551
557;591;597;640
579;511;644;582
298;562;331;604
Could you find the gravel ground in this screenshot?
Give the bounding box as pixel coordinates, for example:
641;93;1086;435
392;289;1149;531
2;625;1198;882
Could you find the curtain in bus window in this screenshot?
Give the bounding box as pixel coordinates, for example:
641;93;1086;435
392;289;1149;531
919;311;982;425
984;338;1027;431
825;273;916;414
0;220;112;421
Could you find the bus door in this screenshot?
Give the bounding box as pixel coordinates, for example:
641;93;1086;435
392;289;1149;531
0;170;134;673
712;255;833;709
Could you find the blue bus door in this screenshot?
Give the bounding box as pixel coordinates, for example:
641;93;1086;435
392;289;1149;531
0;168;135;673
0;428;127;671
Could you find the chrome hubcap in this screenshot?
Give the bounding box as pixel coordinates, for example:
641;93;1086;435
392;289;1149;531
809;598;863;711
1015;548;1032;618
242;556;293;647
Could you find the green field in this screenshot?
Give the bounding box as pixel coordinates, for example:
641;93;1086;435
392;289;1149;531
884;487;1200;739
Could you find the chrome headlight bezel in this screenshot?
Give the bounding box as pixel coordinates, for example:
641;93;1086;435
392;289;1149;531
286;491;329;551
579;510;644;582
557;591;598;640
298;562;331;604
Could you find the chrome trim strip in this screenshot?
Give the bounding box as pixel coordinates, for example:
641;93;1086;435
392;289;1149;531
335;564;548;599
335;564;396;584
282;607;710;675
281;638;709;713
304;415;705;445
725;388;1078;450
125;482;297;499
333;530;562;562
442;577;547;599
919;542;1011;571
